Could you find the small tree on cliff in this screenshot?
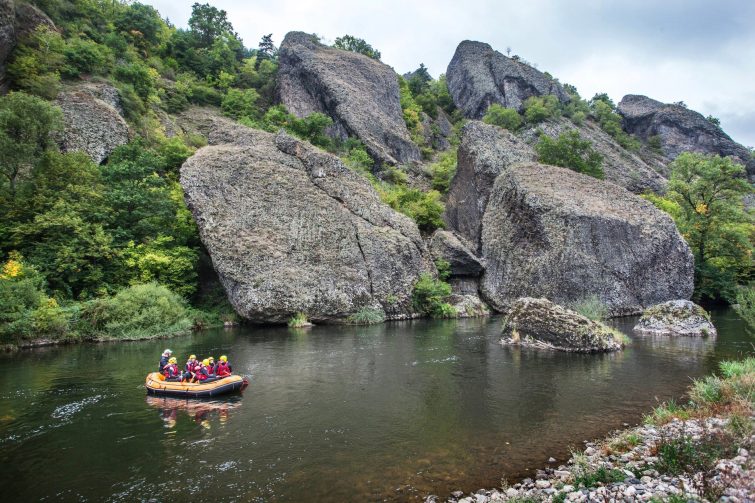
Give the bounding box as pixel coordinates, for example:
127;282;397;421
333;35;381;60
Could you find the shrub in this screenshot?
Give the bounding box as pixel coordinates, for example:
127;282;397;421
535;130;604;179
79;283;192;339
590;99;641;151
221;87;260;120
734;285;755;328
333;35;381;60
690;375;725;405
569;295;608;321
412;273;455;318
435;258;451;281
429;148;457;192
523;95;561;124
483;103;522;130
62;37;112;77
379;185;445;232
287;312;309;328
347;307;386;325
648;135;663;153
573;466;626;488
287;112;333;148
114;62;157;100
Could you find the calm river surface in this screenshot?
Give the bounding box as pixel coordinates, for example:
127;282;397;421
1;310;752;501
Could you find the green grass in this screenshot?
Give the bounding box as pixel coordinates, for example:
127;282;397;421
607;431;642;453
569;295;608;321
287;312;309;328
573;466;626;488
644;398;690;425
347;307;385;325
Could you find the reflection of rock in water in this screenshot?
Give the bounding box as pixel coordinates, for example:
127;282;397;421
634;333;716;361
145;396;242;428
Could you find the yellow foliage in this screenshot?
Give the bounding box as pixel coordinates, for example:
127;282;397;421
695;202;709;215
1;259;23;279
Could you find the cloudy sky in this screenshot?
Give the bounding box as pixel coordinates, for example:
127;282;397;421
147;0;755;147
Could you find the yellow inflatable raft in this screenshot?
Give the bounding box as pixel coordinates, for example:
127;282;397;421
145;372;248;398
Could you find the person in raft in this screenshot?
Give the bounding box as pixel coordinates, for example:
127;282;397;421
162;357;181;381
194;359;214;382
215;355;232;377
158;349;173;373
207;356;217;375
183;354;197;381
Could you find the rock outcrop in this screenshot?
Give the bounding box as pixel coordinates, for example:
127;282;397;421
480;162;694;315
633;300;717;337
446;40;570;119
444;121;535;250
501;298;624;352
180;115;433;324
56;84;129;164
428;230;483;278
518;118;669;194
618;95;754;179
277;31;419;166
0;0;55;90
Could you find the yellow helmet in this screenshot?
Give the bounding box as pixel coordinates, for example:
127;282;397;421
202;359;210;366
189;354;196;360
168;357;177;364
208;356;215;362
219;355;228;362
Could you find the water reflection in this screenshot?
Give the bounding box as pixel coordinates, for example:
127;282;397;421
145;396;243;428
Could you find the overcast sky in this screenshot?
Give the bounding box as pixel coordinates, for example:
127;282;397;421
147;0;755;148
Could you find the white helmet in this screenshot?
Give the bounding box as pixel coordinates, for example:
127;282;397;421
163;349;173;356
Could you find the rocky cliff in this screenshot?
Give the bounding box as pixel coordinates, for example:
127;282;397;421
180;113;433;323
618;95;754;179
480;162;694;315
0;0;55;91
446;40;570;119
277;31;420;166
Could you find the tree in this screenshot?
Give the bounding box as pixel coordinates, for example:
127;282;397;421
483;103;522;131
664;153;753;301
535;130;604;179
333;35;381;60
0;92;62;200
255;33;277;69
706;115;721;127
115;2;164;50
523;95;561;123
407;63;431;96
188;2;236;47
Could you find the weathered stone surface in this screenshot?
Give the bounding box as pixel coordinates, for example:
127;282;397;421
449;294;490;318
0;0;15;75
0;0;55;90
518;118;668;194
180;117;433;324
480;162;694;315
446;40;570;119
420;108;453;151
444;121;536;251
501;298;624;352
618;94;755;179
56;84;129;164
278;31;419;166
633;300;717;337
428;230;483;277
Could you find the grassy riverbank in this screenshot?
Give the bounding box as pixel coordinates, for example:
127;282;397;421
437;357;755;502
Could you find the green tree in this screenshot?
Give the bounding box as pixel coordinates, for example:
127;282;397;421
483;103;523;131
6;25;65;98
333;35;381;60
221;87;260;120
535;130;604;179
123;236;199;298
188;2;236;47
256;33;277;69
115;2;164;50
0;92;62;200
664;153;753;301
407;63;432;95
523;95;561;124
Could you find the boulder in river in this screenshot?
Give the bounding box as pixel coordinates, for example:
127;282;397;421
480;162;694;315
501;297;624;352
617;94;754;179
633;300;717;337
277;31;420;166
181;116;433;324
446;40;570;119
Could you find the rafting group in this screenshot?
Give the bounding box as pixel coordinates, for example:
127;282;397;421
158;349;233;383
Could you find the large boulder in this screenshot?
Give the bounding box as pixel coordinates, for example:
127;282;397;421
446;40;570;119
480;162;694;315
277;31;419;166
501;298;624;353
56;84;129;164
428;230;483;278
444;121;536;251
518;118;669;194
618;95;754;179
181;117;433;324
633;300;717;337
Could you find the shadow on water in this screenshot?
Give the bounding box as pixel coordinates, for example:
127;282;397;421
0;309;752;501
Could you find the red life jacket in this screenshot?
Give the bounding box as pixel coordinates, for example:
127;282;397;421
163;363;179;378
216;361;231;377
195;365;209;381
185;360;196;373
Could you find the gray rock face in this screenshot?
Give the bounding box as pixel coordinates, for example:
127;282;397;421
0;1;15;75
618;95;754;179
56;85;129;164
420;108;453;151
428;230;483;277
277;31;419;166
180;117;433;324
480;162;694;315
446;40;570;119
518;118;668;194
0;0;55;90
633;300;717;337
444;121;536;251
501;298;624;352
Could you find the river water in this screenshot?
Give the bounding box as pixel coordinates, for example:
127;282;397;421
0;310;751;501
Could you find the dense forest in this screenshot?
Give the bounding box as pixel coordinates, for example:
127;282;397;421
0;0;752;346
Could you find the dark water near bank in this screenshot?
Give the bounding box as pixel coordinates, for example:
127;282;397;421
0;310;752;501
